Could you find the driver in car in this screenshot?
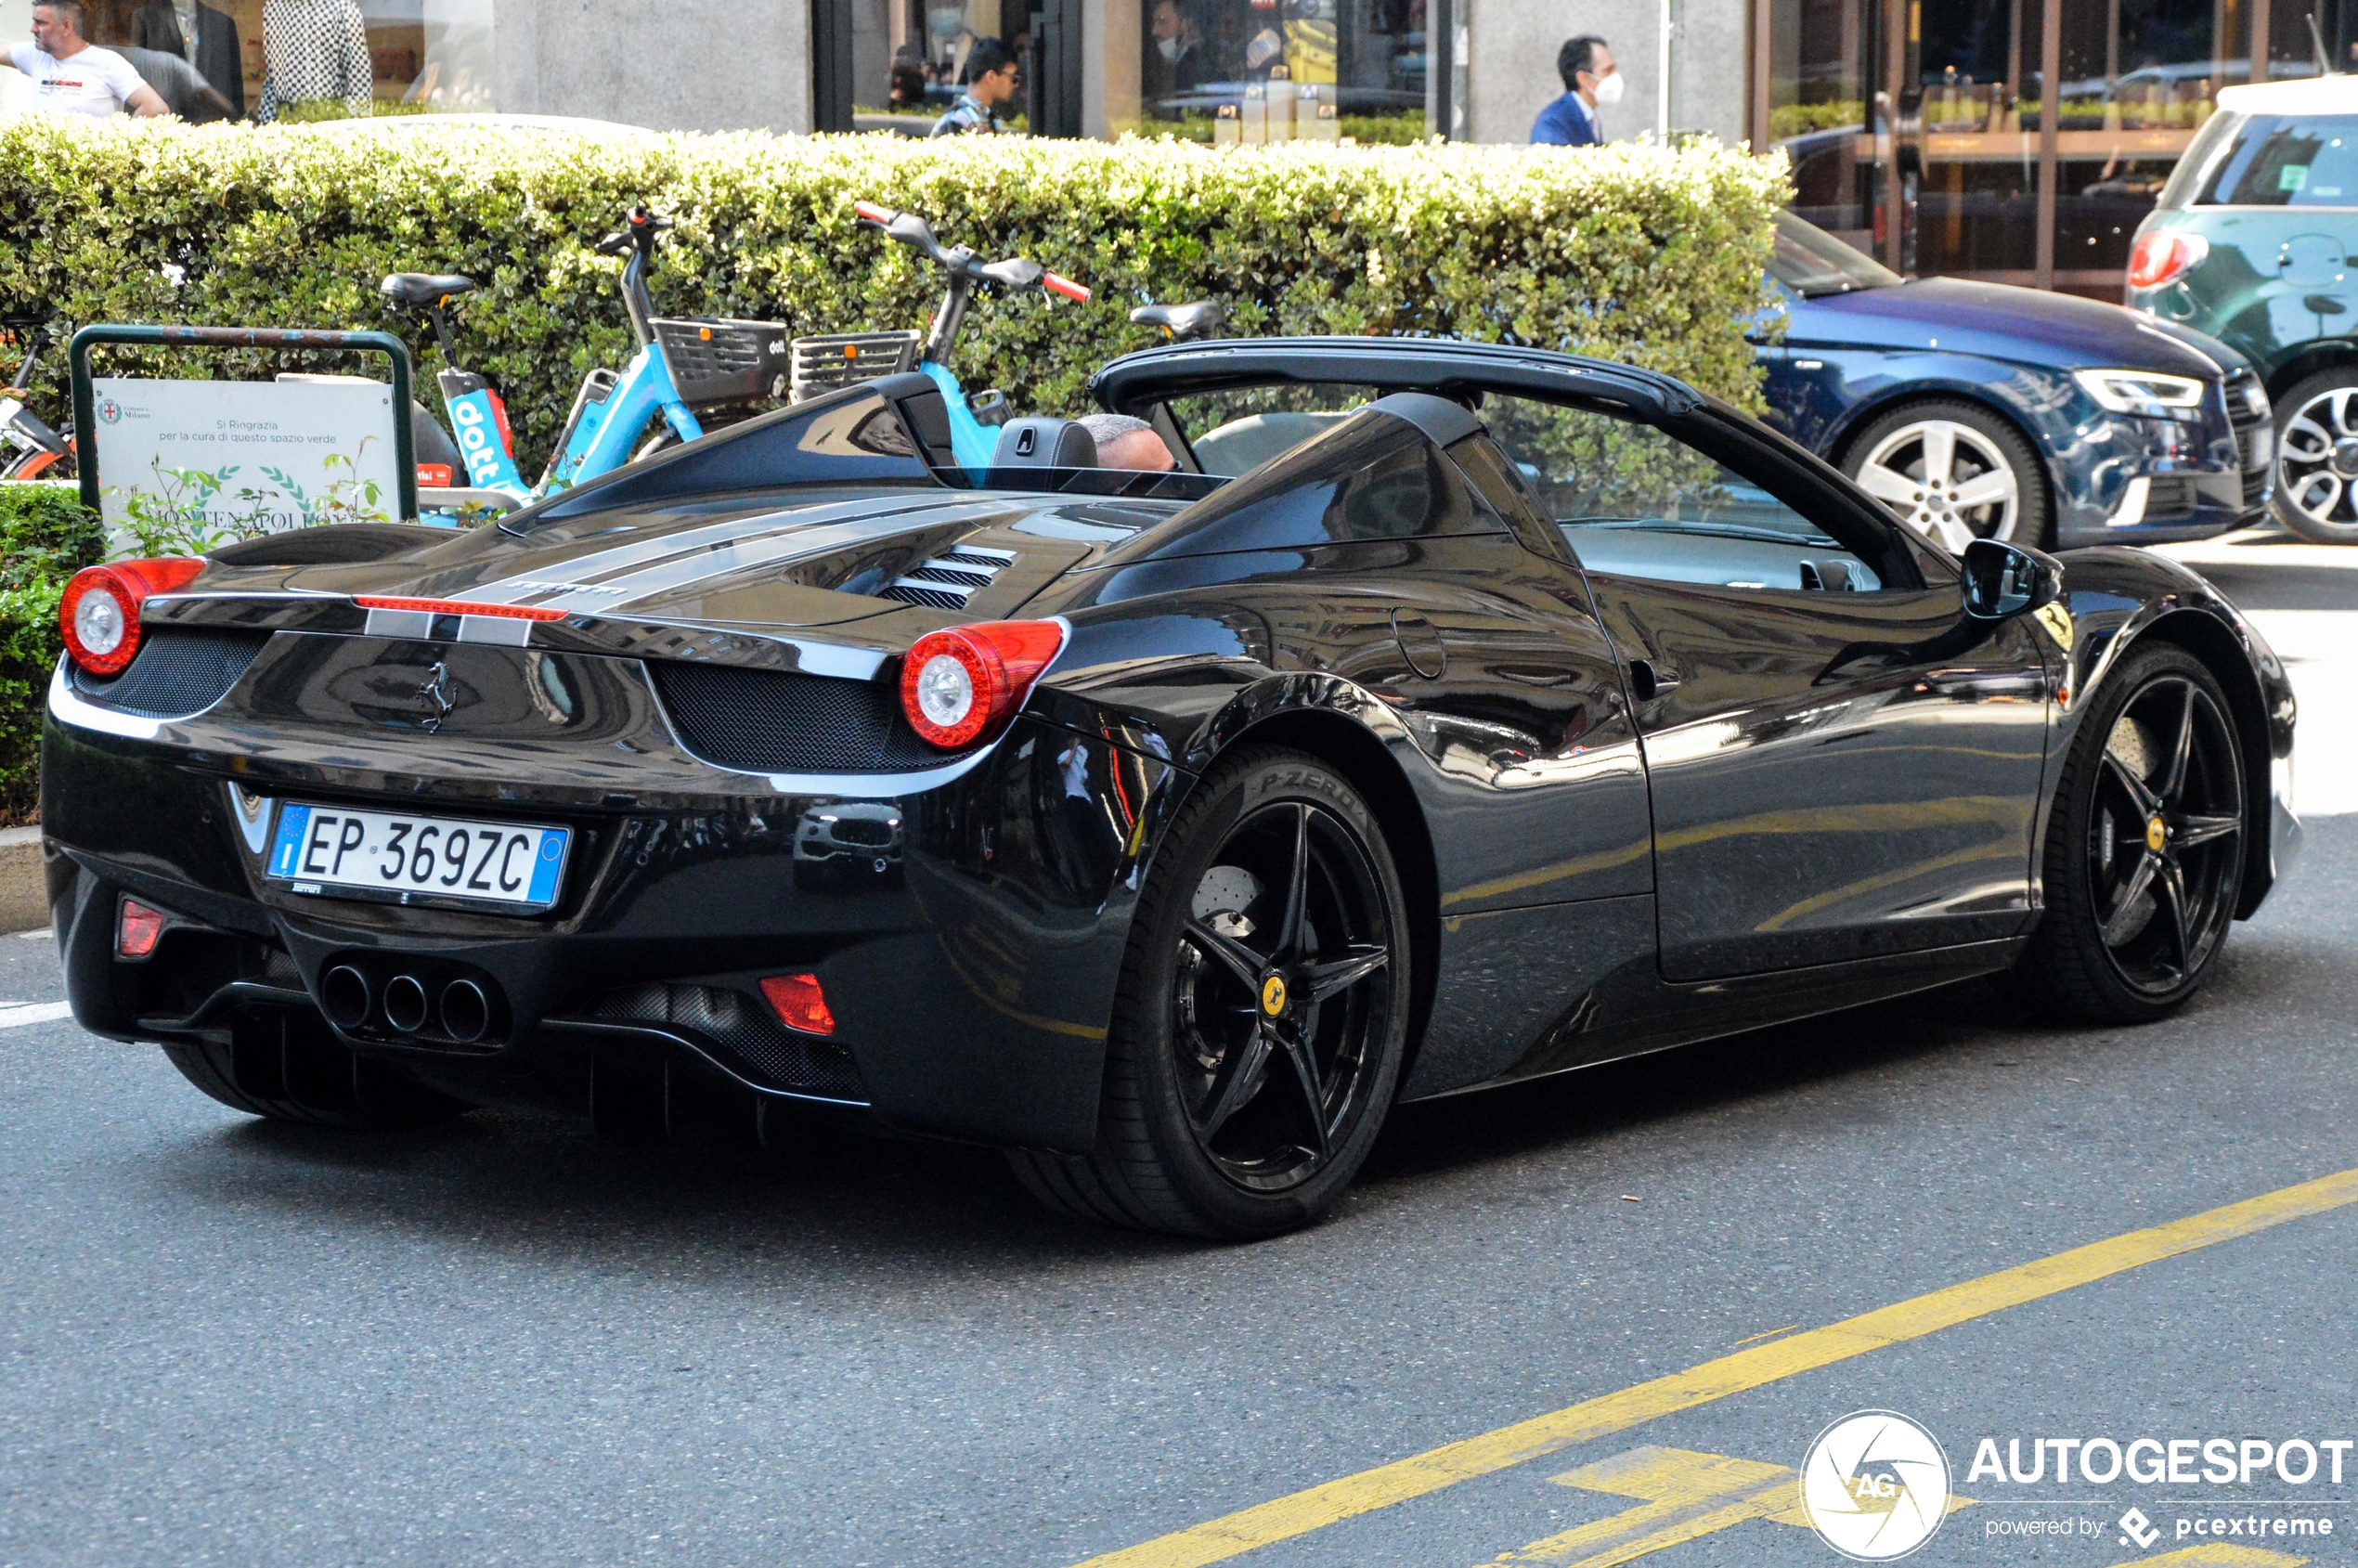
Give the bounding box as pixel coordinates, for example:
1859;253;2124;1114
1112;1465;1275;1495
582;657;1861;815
1080;413;1179;472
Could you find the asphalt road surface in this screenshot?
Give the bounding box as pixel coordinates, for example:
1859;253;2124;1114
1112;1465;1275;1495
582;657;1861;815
4;531;2354;1568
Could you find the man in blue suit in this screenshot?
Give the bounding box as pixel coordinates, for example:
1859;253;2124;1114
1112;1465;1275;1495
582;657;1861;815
1531;35;1621;146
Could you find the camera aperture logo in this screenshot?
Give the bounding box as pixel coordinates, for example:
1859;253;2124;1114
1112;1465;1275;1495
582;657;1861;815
1799;1410;1953;1561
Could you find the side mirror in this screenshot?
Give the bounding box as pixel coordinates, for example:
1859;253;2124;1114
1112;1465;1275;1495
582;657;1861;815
1961;537;2064;621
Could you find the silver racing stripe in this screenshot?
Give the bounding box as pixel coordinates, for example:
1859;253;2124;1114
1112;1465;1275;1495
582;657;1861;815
512;501;1021;615
443;496;1001;610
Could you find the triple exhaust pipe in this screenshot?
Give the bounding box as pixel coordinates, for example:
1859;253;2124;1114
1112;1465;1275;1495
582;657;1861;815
320;965;496;1044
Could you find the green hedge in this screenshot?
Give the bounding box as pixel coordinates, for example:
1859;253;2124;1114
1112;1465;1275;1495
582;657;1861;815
0;120;1787;477
0;486;105;825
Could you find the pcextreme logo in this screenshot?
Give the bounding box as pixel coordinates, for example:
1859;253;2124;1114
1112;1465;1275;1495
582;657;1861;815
1798;1410;1954;1561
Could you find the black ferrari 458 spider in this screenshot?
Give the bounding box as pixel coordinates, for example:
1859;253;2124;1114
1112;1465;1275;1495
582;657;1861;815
43;338;2300;1237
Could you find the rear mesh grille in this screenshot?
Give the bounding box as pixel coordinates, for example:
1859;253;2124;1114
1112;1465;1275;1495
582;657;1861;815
69;628;271;718
647;660;950;775
587;983;865;1101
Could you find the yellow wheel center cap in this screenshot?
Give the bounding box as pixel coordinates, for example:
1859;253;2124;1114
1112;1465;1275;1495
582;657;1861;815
1261;975;1289;1016
2146;816;2168;853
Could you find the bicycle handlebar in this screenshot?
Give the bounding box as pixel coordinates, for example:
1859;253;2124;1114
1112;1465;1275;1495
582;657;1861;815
853;200;1088;302
594;207;674;258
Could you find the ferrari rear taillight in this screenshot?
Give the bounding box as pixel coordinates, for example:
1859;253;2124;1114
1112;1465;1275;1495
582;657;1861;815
760;973;836;1035
2128;229;2209;291
58;557;205;676
899;619;1066;749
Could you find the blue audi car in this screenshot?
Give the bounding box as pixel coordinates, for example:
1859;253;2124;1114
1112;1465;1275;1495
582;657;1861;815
1758;213;2273;551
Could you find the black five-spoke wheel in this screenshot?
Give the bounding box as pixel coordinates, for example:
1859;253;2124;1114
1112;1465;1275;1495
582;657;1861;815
1008;747;1411;1238
2013;644;2248;1022
2086;676;2245;994
1175;798;1395;1192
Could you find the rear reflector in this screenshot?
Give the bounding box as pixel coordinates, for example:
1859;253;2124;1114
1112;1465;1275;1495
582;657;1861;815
759;973;836;1035
117;899;165;959
354;597;568;621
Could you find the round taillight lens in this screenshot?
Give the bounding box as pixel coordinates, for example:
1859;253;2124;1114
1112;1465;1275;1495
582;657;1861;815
73;585;129;663
909;646;985;745
899;619;1067;750
2128;229;2209;292
58;557;206;677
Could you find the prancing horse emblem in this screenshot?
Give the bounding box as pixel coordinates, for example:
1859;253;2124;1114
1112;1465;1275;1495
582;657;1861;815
417;661;455;732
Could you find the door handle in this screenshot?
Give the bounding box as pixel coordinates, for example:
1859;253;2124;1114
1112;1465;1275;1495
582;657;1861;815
1627;658;1679;701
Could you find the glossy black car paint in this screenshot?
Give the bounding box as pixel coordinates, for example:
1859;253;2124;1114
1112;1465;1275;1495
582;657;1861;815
42;345;2300;1160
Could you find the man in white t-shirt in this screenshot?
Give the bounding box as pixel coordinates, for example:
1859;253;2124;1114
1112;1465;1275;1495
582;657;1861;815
5;0;172;118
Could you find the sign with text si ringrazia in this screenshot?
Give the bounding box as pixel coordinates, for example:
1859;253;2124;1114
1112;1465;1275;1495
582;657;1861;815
89;376;403;545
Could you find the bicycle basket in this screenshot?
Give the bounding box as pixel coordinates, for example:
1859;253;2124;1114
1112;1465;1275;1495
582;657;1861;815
653;317;791;408
789;331;922;404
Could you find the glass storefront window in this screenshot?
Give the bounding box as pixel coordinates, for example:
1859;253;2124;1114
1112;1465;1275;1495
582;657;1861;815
1765;0;1878;256
1141;0;1426;145
71;0;495;121
849;0;1029;133
2053;0;2231;289
1764;0;2325;294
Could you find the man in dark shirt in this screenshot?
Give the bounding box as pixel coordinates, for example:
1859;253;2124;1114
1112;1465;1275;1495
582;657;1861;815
1531;34;1619;147
131;0;243;118
930;34;1018;136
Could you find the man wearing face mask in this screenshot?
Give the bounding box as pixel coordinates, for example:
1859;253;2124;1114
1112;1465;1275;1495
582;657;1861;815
926;1;976;78
1147;0;1204;101
1531;34;1620;146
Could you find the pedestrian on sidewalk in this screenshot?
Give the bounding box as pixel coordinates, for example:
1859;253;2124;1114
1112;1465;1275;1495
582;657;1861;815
1531;34;1620;147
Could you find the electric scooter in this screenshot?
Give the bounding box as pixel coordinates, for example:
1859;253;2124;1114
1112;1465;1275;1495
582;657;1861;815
382;207;789;507
1;312;76;482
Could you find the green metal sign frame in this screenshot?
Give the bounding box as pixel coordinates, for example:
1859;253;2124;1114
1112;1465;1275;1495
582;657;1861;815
70;324;418;523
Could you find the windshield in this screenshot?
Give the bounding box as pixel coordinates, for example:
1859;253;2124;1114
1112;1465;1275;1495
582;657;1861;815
1768;211;1904;297
2182;113;2358;206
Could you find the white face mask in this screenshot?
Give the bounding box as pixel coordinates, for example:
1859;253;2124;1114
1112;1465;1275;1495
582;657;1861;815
1158;36;1185;61
1588;69;1625;107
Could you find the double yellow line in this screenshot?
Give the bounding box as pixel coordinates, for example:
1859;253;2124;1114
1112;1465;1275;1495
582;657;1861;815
1075;1166;2358;1568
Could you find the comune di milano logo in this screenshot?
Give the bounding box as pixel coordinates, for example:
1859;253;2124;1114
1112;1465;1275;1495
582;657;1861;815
1799;1411;1954;1561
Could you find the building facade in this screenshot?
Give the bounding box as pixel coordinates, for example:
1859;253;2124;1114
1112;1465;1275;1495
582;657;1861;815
15;0;2357;292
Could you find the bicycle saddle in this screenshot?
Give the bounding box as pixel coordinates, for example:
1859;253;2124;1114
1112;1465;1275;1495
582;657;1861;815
381;273;479;309
1131;301;1226;342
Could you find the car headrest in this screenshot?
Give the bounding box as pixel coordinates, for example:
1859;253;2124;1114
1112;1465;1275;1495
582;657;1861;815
992;418;1097;468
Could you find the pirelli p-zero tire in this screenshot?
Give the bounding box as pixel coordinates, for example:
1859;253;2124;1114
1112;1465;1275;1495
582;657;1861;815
2008;643;2248;1025
162;1015;469;1130
1008;747;1411;1239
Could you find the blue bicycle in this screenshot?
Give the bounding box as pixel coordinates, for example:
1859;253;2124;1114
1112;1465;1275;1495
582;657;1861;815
383;207;788;507
850;201;1095;469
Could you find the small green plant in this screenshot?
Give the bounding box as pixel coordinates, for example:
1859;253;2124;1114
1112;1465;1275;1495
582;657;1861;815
0;486;103;824
108;439;390;555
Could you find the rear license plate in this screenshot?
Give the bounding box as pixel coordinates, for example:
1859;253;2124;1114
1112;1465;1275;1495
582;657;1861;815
267;803;570;913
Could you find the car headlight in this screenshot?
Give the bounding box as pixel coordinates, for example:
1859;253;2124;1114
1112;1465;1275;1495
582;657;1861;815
2073;369;2209;416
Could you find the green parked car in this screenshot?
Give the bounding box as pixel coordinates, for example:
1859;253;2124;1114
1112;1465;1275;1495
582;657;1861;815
2129;75;2358;542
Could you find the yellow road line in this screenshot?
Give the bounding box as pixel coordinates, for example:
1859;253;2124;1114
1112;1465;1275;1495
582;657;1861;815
1491;1446;1798;1567
1069;1166;2358;1568
1485;1444;1973;1568
2113;1549;2308;1567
